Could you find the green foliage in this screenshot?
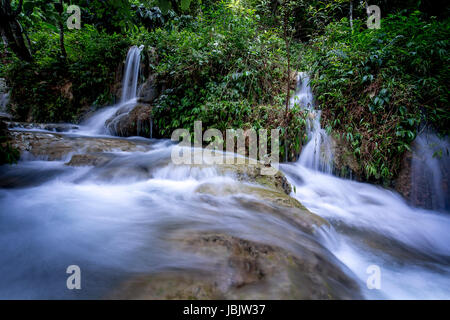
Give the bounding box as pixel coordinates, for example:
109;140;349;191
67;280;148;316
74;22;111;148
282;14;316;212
301;12;449;183
0;122;19;165
5;25;130;122
0;140;19;165
72;0;134;33
137;1;298;157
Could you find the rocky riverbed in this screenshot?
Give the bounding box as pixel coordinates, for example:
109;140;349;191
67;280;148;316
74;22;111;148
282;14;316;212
0;128;363;299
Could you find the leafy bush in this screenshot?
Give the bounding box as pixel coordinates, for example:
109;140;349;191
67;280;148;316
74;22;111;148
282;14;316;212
5;24;130;122
133;2;302;159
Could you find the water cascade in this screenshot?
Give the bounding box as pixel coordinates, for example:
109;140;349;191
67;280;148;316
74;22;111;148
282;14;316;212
281;72;450;299
410;130;450;211
0;92;9;112
120;45;143;103
291;72;333;173
0;78;10;118
79;45;144;135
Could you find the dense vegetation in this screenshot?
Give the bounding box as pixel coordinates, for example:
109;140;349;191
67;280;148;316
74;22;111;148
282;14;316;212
1;0;449;183
302;12;449;182
136;3;305;159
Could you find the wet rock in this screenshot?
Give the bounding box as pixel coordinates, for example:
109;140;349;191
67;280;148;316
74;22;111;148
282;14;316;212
394;150;412;201
329;135;361;180
0;113;12;121
138;74;159;104
109;272;222;300
65;153;115;167
106;104;153;137
7;122;79;132
110;232;362;300
195;182;328;232
204;159;292;195
10;131;150;161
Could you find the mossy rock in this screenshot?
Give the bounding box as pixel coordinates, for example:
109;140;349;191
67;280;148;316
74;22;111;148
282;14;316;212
110;232;362;300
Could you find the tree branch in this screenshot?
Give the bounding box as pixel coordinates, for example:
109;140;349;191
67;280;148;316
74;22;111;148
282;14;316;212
13;0;24;17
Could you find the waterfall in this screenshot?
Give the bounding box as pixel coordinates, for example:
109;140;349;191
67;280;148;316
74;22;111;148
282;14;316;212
79;46;143;135
120;45;143;103
0;78;10;117
291;72;333;173
0;92;9;112
410;130;450;212
279;73;450;299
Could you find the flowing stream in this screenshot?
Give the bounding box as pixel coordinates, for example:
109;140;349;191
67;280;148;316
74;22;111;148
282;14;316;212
283;72;450;299
0;53;449;299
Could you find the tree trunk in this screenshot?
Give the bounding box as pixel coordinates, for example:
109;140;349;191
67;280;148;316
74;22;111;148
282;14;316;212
56;0;67;61
349;1;353;31
170;0;180;14
0;0;32;62
282;1;291;117
285;37;291;115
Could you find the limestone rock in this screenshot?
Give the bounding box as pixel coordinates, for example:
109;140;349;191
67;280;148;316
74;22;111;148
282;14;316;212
110;232;362;300
106;104;153;137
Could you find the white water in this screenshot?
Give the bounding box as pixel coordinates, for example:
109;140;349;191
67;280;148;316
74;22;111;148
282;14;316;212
0;149;348;299
0;92;9;112
410;130;450;211
282;162;450;299
0;78;10;118
291;73;333;173
283;72;450;299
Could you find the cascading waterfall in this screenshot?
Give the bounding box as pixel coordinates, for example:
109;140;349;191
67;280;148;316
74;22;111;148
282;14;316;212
282;72;450;299
0;92;9;112
120;46;143;103
410;130;450;211
281;161;450;299
79;45;144;135
0;78;10;117
291;72;333;173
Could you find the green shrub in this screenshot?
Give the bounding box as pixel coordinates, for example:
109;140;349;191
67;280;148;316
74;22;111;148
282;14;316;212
133;2;302;159
5;24;130;122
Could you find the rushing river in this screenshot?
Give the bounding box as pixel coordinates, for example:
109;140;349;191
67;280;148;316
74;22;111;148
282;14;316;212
0;49;448;299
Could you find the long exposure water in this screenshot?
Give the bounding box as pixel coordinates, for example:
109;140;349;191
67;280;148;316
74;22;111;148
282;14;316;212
0;58;448;299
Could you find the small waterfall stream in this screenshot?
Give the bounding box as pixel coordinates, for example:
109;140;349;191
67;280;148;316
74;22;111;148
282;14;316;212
120;46;143;103
410;130;450;211
282;72;450;299
291;73;333;174
0;78;10;118
0;93;9;112
79;46;143;135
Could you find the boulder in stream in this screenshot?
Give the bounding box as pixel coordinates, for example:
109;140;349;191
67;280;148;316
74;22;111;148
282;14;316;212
10;131;150;161
110;231;362;300
105;104;153;137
